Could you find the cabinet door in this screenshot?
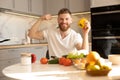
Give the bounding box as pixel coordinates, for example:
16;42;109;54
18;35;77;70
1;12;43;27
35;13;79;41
30;46;47;60
30;0;44;15
13;0;29;13
0;0;13;9
19;46;47;60
44;0;67;15
0;58;20;77
0;48;20;78
0;49;21;60
68;0;90;13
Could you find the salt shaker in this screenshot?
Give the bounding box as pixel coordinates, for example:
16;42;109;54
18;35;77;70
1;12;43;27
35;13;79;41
21;53;31;65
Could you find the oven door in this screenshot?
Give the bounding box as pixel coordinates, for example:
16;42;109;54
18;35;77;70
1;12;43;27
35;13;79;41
91;5;120;58
92;36;120;59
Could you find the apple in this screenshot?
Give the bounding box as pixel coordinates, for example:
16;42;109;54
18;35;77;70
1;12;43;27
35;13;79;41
86;64;100;71
31;53;37;63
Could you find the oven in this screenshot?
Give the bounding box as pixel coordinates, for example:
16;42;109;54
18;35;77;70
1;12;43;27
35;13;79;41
91;5;120;58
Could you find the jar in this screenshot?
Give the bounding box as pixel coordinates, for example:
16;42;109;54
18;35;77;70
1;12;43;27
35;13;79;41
21;53;31;65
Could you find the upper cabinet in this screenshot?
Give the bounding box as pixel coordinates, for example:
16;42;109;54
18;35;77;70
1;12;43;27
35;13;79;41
44;0;90;15
13;0;43;15
68;0;90;13
44;0;67;15
91;0;120;8
0;0;13;9
0;0;90;15
0;0;43;15
13;0;29;13
30;0;43;15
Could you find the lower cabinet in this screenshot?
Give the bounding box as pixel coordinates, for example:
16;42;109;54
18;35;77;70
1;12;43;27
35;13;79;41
19;46;48;60
0;46;47;80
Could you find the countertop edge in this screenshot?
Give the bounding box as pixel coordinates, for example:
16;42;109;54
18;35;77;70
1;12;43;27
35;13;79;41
0;43;48;49
0;43;91;49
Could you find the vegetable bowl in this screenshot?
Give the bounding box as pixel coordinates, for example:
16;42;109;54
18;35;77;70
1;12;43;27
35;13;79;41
66;50;88;69
72;58;87;70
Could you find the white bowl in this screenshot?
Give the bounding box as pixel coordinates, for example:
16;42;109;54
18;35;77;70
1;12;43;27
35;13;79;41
108;54;120;65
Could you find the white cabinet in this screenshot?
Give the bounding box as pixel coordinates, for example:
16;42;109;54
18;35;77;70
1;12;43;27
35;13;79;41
0;0;13;9
0;0;90;15
0;46;47;80
91;0;120;8
0;0;29;13
19;46;47;60
30;0;44;15
44;0;90;15
44;0;67;15
13;0;29;13
0;48;21;78
0;49;21;60
68;0;90;13
0;0;44;15
14;0;44;15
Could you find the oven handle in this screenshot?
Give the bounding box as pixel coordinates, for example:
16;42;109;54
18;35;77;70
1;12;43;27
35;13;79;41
93;36;120;39
92;10;120;15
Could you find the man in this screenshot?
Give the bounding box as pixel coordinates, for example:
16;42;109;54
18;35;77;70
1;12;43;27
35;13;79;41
28;8;91;58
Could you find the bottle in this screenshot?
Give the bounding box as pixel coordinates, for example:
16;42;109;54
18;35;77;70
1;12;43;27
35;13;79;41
21;52;31;65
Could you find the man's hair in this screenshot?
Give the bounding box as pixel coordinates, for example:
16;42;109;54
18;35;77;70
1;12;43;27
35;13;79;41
58;8;71;15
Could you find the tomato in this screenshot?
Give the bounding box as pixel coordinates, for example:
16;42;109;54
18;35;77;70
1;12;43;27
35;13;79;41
59;57;66;65
63;58;72;66
40;58;48;64
31;53;37;63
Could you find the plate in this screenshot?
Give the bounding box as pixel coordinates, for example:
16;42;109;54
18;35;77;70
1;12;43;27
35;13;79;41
86;69;111;76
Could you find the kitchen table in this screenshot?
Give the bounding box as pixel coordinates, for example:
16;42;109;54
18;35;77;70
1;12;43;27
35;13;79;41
2;62;120;80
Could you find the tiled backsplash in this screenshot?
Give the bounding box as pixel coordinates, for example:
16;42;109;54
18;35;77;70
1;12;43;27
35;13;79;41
0;12;91;45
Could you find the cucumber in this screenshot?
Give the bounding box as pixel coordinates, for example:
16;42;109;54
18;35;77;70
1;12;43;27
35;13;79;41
48;58;59;64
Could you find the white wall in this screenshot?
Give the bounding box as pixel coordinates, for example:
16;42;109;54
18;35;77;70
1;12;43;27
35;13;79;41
91;0;120;7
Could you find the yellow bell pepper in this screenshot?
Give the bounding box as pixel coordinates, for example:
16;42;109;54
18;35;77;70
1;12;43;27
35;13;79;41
78;18;88;28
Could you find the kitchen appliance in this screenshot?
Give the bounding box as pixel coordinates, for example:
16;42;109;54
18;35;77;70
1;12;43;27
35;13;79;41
91;5;120;58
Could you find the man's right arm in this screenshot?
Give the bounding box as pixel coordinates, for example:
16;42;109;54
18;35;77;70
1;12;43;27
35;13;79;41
28;14;52;40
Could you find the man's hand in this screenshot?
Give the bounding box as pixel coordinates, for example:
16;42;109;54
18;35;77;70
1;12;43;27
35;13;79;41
41;14;52;20
82;20;91;34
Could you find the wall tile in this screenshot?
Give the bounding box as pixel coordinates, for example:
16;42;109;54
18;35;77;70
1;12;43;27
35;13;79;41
0;12;91;45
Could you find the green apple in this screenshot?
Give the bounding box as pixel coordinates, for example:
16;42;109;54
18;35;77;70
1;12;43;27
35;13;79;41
101;64;112;70
87;64;100;71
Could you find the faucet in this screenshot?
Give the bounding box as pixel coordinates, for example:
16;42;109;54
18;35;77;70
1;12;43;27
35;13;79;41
24;30;31;44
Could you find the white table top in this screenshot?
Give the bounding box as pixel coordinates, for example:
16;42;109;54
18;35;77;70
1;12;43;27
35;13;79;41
2;62;120;80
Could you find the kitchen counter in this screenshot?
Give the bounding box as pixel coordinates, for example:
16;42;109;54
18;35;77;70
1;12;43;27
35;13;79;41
0;43;91;50
0;43;48;49
2;62;120;80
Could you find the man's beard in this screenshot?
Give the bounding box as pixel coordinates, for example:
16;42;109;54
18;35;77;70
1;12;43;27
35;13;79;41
59;24;70;32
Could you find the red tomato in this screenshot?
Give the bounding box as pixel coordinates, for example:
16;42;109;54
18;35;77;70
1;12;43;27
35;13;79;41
31;53;37;63
40;58;48;64
59;57;66;65
63;58;72;66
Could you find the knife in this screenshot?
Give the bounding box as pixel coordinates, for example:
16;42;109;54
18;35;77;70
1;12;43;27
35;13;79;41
0;39;10;43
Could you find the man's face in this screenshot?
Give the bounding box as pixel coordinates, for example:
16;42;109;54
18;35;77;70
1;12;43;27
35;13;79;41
57;13;72;32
